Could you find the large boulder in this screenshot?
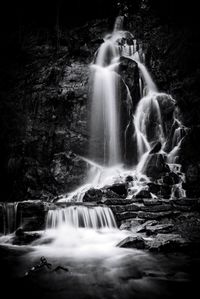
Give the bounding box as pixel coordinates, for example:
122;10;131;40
107;183;127;197
135;189;152;199
143;153;170;180
82;188;103;202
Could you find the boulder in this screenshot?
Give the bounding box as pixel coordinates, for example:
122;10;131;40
83;188;103;202
135;189;152;199
119;218;145;230
107;183;127;197
12;228;41;245
149;141;162;154
144;153;170;180
17;200;46;231
136;220;158;233
102;189;121;199
147;233;189;252
117;236;146;249
162;172;180;185
160;184;172;199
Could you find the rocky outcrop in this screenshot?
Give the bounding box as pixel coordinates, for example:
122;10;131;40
103;197;200;223
118;56;140;109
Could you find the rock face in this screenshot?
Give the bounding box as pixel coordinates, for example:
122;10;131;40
118;57;140;109
103;197;200;224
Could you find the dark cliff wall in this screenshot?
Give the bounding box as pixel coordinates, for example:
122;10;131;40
0;3;200;201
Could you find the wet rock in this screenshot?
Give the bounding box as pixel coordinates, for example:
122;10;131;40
12;229;41;245
102;189;121;199
142;199;163;206
140;204;171;212
117;236;146;249
110;203;140;214
138;210;176;220
125;176;134;182
162;172;180;185
50;152;88;193
145;224;174;235
136;220;158;233
149;141;162;154
115;212;138;221
144;153;170;180
147;183;161;195
171;198;198;206
118;56;140;108
172;205;195;212
17;201;46;231
107;183;127;197
156;94;175;117
119;218;145;230
82;188;103;202
160;184;172;199
147;233;189;252
100;198;135;205
135;189;152;199
109;205;126;213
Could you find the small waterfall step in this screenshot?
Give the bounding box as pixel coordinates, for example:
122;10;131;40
46;205;117;229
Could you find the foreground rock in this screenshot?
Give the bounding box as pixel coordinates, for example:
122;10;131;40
117;233;191;252
12;228;42;245
117;236;146;250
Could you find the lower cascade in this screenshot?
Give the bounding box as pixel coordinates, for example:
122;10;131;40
46;206;117;230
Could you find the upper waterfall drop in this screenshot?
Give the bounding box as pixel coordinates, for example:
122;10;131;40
90;35;121;166
58;15;186;203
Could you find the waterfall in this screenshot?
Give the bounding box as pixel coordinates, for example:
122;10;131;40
90;40;120;165
58;16;186;203
135;60;158;93
134;92;164;159
113;16;124;31
3;202;19;234
46;206;117;230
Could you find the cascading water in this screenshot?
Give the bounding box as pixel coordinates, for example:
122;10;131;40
46;206;117;230
57;16;187;203
3;202;19;235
